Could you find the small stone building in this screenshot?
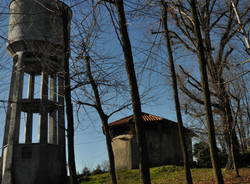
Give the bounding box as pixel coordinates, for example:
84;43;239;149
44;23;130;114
108;112;193;170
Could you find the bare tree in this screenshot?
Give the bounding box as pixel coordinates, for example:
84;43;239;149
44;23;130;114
163;0;250;175
69;3;132;183
102;0;152;183
228;74;250;152
161;1;193;183
62;8;79;184
79;55;119;184
190;0;224;183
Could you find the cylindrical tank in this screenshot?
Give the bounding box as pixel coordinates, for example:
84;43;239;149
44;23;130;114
7;0;72;57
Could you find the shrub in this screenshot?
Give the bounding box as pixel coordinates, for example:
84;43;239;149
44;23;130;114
78;167;91;182
193;141;227;168
92;165;104;175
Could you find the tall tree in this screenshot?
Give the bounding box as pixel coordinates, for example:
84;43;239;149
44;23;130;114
62;7;79;184
164;0;250;175
107;0;152;183
70;2;153;182
189;0;224;183
161;1;193;184
70;3;134;182
82;55;118;184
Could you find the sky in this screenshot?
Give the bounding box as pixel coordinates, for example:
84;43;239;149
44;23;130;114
0;0;201;173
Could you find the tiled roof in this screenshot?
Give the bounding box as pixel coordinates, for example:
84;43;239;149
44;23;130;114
109;112;168;126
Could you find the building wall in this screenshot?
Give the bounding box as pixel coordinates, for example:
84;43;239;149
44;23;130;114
147;125;182;166
112;135;133;170
2;144;66;184
112;124;193;170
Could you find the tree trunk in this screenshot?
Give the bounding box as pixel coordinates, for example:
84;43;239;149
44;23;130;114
238;114;247;152
114;0;151;183
190;0;224;183
84;56;118;184
223;119;240;176
62;9;79;184
161;2;193;184
102;118;118;184
216;80;240;176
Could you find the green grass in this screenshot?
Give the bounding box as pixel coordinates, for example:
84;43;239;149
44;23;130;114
80;166;250;184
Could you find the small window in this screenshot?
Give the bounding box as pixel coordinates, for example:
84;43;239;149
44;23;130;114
19;112;27;143
33;75;41;98
22;73;29;98
32;113;40;143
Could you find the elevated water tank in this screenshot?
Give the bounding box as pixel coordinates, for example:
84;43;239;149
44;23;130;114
7;0;72;57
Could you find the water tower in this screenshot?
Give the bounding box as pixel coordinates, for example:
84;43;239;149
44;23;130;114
1;0;71;184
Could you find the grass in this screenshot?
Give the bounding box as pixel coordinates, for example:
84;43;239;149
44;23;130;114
80;166;250;184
